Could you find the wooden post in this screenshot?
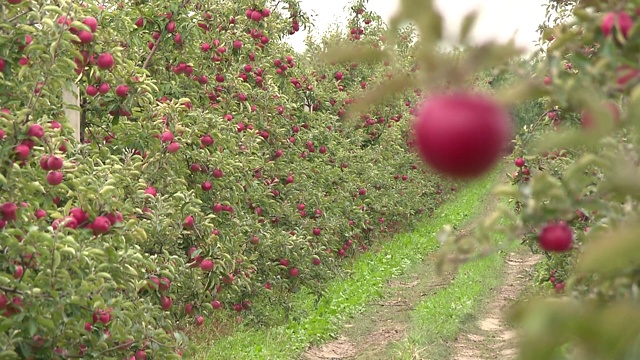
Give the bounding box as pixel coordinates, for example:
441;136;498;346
62;84;80;142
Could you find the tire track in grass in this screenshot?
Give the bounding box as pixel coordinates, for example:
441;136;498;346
386;196;540;359
450;252;541;360
192;171;498;360
302;177;500;360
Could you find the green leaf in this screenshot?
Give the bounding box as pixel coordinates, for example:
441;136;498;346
459;10;479;43
577;220;640;276
41;18;55;31
36;317;56;332
529;129;599;154
97;272;113;280
344;73;415;122
0;350;19;360
463;41;524;73
0;318;14;333
43;5;63;15
59;246;76;258
496;80;549;107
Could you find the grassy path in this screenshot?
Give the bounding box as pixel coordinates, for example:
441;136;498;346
192;171;498;360
302;177;510;360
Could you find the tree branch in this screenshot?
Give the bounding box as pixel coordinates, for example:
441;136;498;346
142;33;163;70
0;285;23;294
8;8;32;23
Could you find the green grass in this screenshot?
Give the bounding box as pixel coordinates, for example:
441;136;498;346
394;199;522;359
191;170;498;360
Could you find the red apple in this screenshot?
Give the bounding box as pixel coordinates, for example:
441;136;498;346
200;259;214;271
47;155;64;170
144;187;157;197
82;16;98;32
46;171;63;185
159;277;171;292
200;134;214;146
13;265;23;279
167;142;180;153
412;93;511;179
161;131;173;142
96;53;114;70
201;181;212;191
77;30;93;44
28;124;44;138
34;209;46;219
1;202;17;222
538;221;573;252
115;84;129;97
183;215;194;228
135;349;147;360
160;296;172;310
92;216;111;235
166;21;176;33
14;144;31;160
86;85;98;96
69;208;88;223
98;83;110;94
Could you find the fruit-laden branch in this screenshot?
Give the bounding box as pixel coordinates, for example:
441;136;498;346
142;0;190;70
62;337;164;358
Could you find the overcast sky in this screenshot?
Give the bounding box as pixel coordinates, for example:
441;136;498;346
285;0;547;53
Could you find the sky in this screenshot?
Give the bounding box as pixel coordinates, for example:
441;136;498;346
285;0;548;53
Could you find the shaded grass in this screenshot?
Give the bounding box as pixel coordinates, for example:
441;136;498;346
191;170;498;360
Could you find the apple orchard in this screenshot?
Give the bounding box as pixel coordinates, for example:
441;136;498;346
2;0;640;359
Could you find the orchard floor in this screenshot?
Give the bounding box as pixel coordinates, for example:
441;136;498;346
302;186;542;360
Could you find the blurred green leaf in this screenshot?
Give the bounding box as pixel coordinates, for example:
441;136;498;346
459;10;479;43
344;73;414;122
577;219;640;276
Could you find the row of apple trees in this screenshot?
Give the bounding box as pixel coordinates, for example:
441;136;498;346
0;0;477;358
